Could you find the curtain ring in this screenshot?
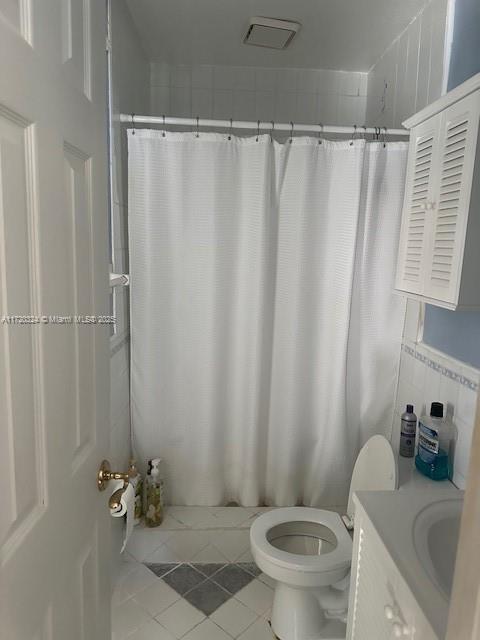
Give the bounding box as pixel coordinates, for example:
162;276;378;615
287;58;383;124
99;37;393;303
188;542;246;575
382;126;387;147
228;118;233;140
350;124;357;146
162;114;166;138
256;120;260;142
290;121;294;144
131;113;135;135
376;126;380;141
196;116;200;138
317;123;323;145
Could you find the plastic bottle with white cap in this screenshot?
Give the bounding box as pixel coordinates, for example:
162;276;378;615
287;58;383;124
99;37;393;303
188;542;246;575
399;404;417;458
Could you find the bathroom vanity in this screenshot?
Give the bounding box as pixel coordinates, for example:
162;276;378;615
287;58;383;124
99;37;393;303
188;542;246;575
346;488;462;640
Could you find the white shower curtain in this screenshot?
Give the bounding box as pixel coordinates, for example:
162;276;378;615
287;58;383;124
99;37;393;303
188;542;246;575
128;130;407;507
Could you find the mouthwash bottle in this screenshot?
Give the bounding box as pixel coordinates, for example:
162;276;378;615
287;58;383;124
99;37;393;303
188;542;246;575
415;402;455;480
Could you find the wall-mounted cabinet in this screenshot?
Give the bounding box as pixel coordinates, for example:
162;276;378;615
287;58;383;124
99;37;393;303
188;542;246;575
395;73;480;310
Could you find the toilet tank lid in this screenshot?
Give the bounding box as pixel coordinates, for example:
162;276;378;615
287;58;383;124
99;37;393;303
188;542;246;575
346;435;397;521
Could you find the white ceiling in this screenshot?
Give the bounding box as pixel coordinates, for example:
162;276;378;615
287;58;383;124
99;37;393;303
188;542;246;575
126;0;427;72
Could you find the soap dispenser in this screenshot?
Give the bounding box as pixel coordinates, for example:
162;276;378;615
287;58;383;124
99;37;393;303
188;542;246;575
144;458;165;527
127;458;143;525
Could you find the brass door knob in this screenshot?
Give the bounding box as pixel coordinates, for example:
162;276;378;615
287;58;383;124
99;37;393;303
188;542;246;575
97;459;129;491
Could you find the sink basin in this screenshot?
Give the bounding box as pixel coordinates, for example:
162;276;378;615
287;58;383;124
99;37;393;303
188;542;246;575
413;498;463;598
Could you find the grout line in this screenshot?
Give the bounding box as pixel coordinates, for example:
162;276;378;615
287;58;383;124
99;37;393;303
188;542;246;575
145;562;181;579
189;562;226;579
119;573;273;639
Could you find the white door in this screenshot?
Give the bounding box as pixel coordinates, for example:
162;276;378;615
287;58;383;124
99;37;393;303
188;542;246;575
0;1;111;638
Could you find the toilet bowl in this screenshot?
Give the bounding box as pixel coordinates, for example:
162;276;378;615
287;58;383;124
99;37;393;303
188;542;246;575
250;435;397;640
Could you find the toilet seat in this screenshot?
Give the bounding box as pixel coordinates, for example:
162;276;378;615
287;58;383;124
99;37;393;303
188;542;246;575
251;506;352;575
250;436;397;638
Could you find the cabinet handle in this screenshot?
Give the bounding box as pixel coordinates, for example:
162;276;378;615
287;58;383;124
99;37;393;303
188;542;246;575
385;604;411;636
392;620;412;637
384;604;395;620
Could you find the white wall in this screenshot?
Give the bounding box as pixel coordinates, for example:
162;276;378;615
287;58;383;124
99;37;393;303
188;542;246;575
366;0;449;128
150;62;367;126
362;0;478;487
109;0;149;563
366;0;479;489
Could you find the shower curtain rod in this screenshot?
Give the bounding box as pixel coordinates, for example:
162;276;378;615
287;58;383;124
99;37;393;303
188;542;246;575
120;114;409;137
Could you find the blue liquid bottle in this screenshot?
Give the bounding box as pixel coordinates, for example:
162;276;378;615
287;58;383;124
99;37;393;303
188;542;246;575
415;402;455;480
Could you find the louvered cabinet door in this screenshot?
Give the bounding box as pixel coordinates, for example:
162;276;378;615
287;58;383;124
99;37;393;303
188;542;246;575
395;118;440;295
424;92;480;305
347;525;396;640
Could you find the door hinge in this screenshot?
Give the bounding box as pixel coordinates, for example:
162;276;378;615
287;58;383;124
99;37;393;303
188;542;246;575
106;35;112;53
110;273;129;287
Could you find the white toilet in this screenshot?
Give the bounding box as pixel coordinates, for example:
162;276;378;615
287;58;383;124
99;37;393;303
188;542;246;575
250;435;397;640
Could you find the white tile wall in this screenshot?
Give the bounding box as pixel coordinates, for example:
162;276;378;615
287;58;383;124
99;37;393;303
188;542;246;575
367;0;478;489
365;0;449;128
110;344;131;463
393;338;479;489
110;0;150;563
150;63;367;127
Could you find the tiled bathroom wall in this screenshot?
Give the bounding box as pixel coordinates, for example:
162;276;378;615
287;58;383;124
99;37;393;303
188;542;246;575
109;0;150;562
392;303;479;489
114;0;478;506
366;0;449;128
150;62;367;126
367;0;479;490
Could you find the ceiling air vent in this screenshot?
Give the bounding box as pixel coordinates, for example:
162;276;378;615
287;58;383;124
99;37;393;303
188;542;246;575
243;17;301;50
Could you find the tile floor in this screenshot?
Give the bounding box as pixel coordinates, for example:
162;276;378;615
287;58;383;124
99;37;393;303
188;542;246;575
112;507;277;640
